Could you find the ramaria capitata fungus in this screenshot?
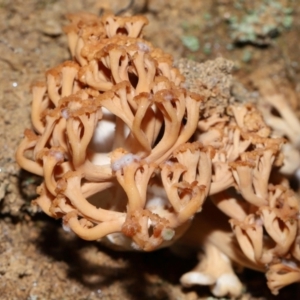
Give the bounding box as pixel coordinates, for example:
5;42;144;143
16;12;300;298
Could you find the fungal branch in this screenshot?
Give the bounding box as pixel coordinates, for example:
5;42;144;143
16;12;300;297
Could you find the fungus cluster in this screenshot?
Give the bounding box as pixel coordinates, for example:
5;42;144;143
16;13;300;297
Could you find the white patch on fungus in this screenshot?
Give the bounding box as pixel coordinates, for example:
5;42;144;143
106;233;132;248
91;108;116;152
146;185;169;208
61;108;69;119
164;92;173;101
131;241;141;250
137;42;150;52
111;153;140;171
62;222;71;232
49;149;64;162
211;273;243;297
281;259;298;269
162;228;175;241
181;271;214;286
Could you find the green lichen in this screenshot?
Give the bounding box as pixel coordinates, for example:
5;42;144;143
241;49;252;63
181;35;200;52
203;42;212;55
227;0;294;45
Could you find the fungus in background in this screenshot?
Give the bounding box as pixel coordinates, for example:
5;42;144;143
16;12;300;298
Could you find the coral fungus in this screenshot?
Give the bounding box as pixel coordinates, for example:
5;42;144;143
16;12;300;297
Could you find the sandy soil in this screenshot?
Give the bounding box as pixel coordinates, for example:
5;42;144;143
0;0;300;299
